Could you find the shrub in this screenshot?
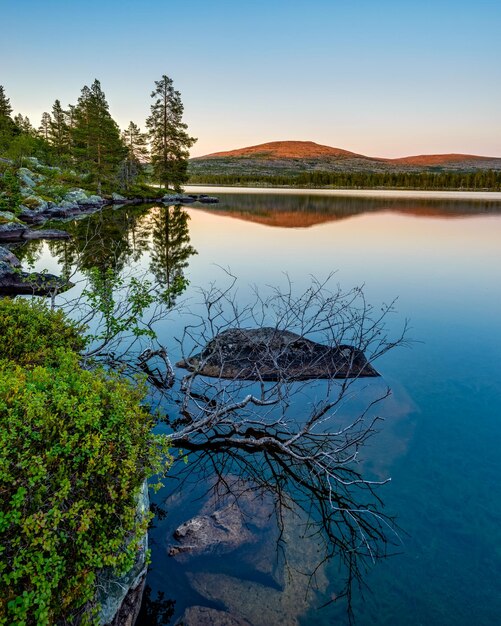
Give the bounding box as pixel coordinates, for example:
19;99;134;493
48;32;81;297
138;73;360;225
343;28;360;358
0;167;22;214
0;298;86;367
0;300;171;625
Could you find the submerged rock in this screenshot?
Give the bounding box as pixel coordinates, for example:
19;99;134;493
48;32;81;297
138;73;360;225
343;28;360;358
168;503;255;559
176;606;253;626
177;327;379;380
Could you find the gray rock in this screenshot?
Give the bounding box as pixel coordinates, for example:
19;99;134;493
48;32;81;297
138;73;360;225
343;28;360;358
22;229;71;241
112;192;126;202
24;195;48;212
58;200;79;211
161;194;196;204
0;222;29;242
79;194;104;206
176;606;253;626
97;481;150;626
168;503;255;560
0;246;21;267
177;327;379;381
0;211;17;222
198;196;219;204
20;186;34;197
18;208;46;224
17;167;37;188
64;188;89;204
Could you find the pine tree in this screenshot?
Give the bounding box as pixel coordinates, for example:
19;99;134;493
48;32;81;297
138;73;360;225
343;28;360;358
120;121;149;189
0;85;17;151
48;100;71;161
14;114;35;136
38;112;52;141
71;80;126;194
146;75;196;191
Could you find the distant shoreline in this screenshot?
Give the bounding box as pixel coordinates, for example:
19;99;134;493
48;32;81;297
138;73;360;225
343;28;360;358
185;185;501;201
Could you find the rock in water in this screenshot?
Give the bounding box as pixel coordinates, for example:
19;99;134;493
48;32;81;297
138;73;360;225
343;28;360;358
22;229;71;240
177;327;379;380
176;606;252;626
168;503;255;559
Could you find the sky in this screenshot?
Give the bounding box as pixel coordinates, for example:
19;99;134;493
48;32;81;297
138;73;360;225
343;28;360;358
1;0;500;158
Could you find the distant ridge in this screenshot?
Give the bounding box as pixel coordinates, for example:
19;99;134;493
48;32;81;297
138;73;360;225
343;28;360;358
200;141;366;160
194;140;499;167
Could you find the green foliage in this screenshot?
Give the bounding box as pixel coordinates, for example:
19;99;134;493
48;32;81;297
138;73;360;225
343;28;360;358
71;80;127;194
146;75;196;191
0;300;172;625
120;121;149;190
0;298;86;367
188;168;501;191
82;267;156;348
0;166;22;213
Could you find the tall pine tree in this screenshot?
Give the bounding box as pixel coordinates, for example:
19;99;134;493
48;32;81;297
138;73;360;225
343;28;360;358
38;112;52;141
0;85;17;151
48;100;71;162
71;80;125;194
120;121;149;189
146;75;196;191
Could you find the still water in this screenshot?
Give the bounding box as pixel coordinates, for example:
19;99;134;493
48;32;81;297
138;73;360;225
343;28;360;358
19;190;501;625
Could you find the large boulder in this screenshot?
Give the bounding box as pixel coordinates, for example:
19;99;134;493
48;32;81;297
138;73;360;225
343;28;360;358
177;327;379;380
0;222;29;242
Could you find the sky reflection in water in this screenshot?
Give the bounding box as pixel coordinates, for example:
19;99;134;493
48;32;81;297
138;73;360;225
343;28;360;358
20;192;501;625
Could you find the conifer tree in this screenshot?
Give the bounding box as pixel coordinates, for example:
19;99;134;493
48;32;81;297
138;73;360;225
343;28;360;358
120;121;149;189
48;100;71;161
71;80;126;194
13;114;35;136
146;75;196;191
38;112;51;141
0;85;17;151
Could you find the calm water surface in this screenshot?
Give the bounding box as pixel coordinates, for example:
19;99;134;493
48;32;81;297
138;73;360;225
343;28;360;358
20;190;501;625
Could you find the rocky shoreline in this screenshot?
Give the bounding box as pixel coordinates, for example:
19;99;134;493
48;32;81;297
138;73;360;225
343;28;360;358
0;161;218;294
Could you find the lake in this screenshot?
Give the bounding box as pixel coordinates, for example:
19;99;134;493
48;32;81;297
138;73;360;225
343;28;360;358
19;189;501;625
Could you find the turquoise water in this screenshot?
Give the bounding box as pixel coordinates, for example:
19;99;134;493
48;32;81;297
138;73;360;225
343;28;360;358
20;192;501;624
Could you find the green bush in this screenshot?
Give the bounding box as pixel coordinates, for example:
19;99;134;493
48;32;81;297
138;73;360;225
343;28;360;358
0;298;86;367
0;300;171;625
0;167;22;214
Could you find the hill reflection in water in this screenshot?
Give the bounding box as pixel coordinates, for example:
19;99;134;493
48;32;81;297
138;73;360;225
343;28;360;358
192;192;501;228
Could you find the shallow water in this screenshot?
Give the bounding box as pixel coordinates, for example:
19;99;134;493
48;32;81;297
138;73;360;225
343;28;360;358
19;190;501;625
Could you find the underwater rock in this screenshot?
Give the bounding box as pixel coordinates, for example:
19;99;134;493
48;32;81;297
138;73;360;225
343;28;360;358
176;606;252;626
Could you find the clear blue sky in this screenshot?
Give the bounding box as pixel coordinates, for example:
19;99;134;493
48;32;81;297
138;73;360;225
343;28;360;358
1;0;500;157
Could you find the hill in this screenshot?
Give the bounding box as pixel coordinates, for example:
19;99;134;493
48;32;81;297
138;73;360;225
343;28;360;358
188;141;501;189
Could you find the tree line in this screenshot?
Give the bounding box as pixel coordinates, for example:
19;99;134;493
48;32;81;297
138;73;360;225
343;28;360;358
0;77;196;193
188;169;501;191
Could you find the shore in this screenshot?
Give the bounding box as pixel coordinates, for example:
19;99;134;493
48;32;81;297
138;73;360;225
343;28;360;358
185;185;501;201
